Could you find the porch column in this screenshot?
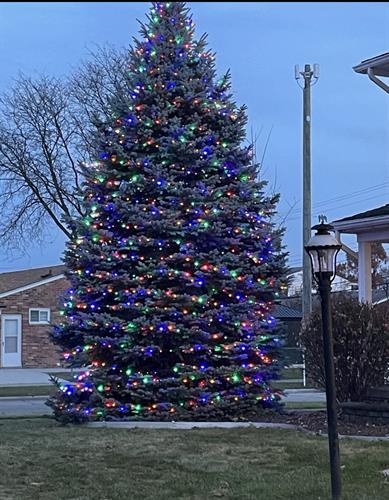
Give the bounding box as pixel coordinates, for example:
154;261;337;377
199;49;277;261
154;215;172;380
358;241;372;303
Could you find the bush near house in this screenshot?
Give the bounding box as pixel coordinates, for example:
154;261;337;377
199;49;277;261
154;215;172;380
300;293;389;402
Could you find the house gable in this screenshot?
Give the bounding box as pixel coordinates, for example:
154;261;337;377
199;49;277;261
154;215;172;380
0;275;69;368
0;274;65;299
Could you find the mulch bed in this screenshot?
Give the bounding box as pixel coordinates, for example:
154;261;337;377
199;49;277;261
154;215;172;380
255;410;389;437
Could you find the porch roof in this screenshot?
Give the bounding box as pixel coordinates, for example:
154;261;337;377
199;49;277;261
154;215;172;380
353;52;389;77
332;203;389;236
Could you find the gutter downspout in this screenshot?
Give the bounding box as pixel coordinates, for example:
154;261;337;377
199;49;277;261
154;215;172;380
367;67;389;94
334;230;358;260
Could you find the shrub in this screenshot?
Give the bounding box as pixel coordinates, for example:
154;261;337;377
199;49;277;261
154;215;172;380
300;293;389;402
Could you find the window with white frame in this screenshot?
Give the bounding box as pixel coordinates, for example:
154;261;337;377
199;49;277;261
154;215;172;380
29;308;50;324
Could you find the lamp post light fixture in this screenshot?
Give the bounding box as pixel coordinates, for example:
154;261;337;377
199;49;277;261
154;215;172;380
305;216;342;500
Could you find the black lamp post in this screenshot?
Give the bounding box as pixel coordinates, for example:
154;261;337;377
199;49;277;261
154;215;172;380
305;217;342;500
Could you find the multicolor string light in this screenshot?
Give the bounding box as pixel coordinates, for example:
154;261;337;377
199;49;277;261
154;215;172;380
49;1;287;422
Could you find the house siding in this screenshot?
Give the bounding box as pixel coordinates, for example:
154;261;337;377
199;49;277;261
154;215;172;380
0;277;68;368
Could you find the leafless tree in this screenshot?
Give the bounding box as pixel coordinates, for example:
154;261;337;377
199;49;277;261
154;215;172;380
0;45;129;251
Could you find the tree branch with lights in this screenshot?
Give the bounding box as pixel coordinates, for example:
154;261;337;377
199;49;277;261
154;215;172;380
47;1;288;423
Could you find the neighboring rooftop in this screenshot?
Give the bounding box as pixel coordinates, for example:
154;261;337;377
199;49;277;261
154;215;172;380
288;266;302;275
273;304;302;320
0;264;65;294
281;288;389;312
333;203;389;223
353;52;389;77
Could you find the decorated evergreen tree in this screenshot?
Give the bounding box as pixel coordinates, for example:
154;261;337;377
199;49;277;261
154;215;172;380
48;1;288;423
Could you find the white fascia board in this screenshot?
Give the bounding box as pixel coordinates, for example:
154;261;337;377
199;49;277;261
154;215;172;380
0;274;65;299
332;215;389;233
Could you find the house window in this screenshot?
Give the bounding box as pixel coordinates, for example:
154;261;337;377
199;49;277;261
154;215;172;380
29;308;50;324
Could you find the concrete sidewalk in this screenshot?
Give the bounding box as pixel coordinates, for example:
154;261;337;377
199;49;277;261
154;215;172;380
0;396;51;417
0;368;75;386
283;389;326;403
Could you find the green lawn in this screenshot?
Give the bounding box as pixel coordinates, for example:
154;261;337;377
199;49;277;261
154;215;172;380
0;385;55;397
47;371;78;382
0;373;77;397
276;367;314;389
281;367;303;380
272;381;306;390
284;401;326;410
0;419;388;499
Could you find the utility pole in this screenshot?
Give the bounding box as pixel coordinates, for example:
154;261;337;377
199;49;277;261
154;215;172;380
295;63;319;318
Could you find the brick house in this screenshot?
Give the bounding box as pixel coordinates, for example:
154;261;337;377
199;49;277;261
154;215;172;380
0;265;68;368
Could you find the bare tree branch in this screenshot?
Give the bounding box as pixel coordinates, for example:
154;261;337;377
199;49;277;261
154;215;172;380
0;46;130;252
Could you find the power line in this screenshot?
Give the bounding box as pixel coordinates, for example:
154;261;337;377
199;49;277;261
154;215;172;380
286;192;388;222
281;181;389;220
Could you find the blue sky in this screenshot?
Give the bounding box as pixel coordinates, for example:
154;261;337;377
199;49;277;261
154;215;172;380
0;1;388;271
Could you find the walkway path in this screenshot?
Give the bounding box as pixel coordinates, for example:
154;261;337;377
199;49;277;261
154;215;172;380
0;368;75;386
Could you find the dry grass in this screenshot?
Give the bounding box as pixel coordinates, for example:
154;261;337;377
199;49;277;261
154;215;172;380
0;386;54;397
0;418;388;499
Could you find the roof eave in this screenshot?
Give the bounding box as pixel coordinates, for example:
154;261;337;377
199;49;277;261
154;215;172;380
332;214;389;233
0;274;66;299
353;53;389;77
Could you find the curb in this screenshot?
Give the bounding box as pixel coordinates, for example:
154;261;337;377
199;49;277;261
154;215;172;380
87;420;389;441
284;389;325;394
88;421;299;430
0;414;386;441
335;433;389;442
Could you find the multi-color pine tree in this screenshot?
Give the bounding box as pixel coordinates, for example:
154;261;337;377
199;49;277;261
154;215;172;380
48;1;288;423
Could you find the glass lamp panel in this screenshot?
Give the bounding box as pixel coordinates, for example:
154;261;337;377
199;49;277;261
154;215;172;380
310;247;337;274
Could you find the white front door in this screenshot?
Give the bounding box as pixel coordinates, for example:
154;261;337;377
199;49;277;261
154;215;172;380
1;314;22;367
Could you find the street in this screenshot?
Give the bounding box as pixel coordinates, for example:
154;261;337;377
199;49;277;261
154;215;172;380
0;389;326;418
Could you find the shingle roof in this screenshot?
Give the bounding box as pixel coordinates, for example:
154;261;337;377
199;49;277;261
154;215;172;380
0;264;65;294
333;204;389;223
273;304;302;320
